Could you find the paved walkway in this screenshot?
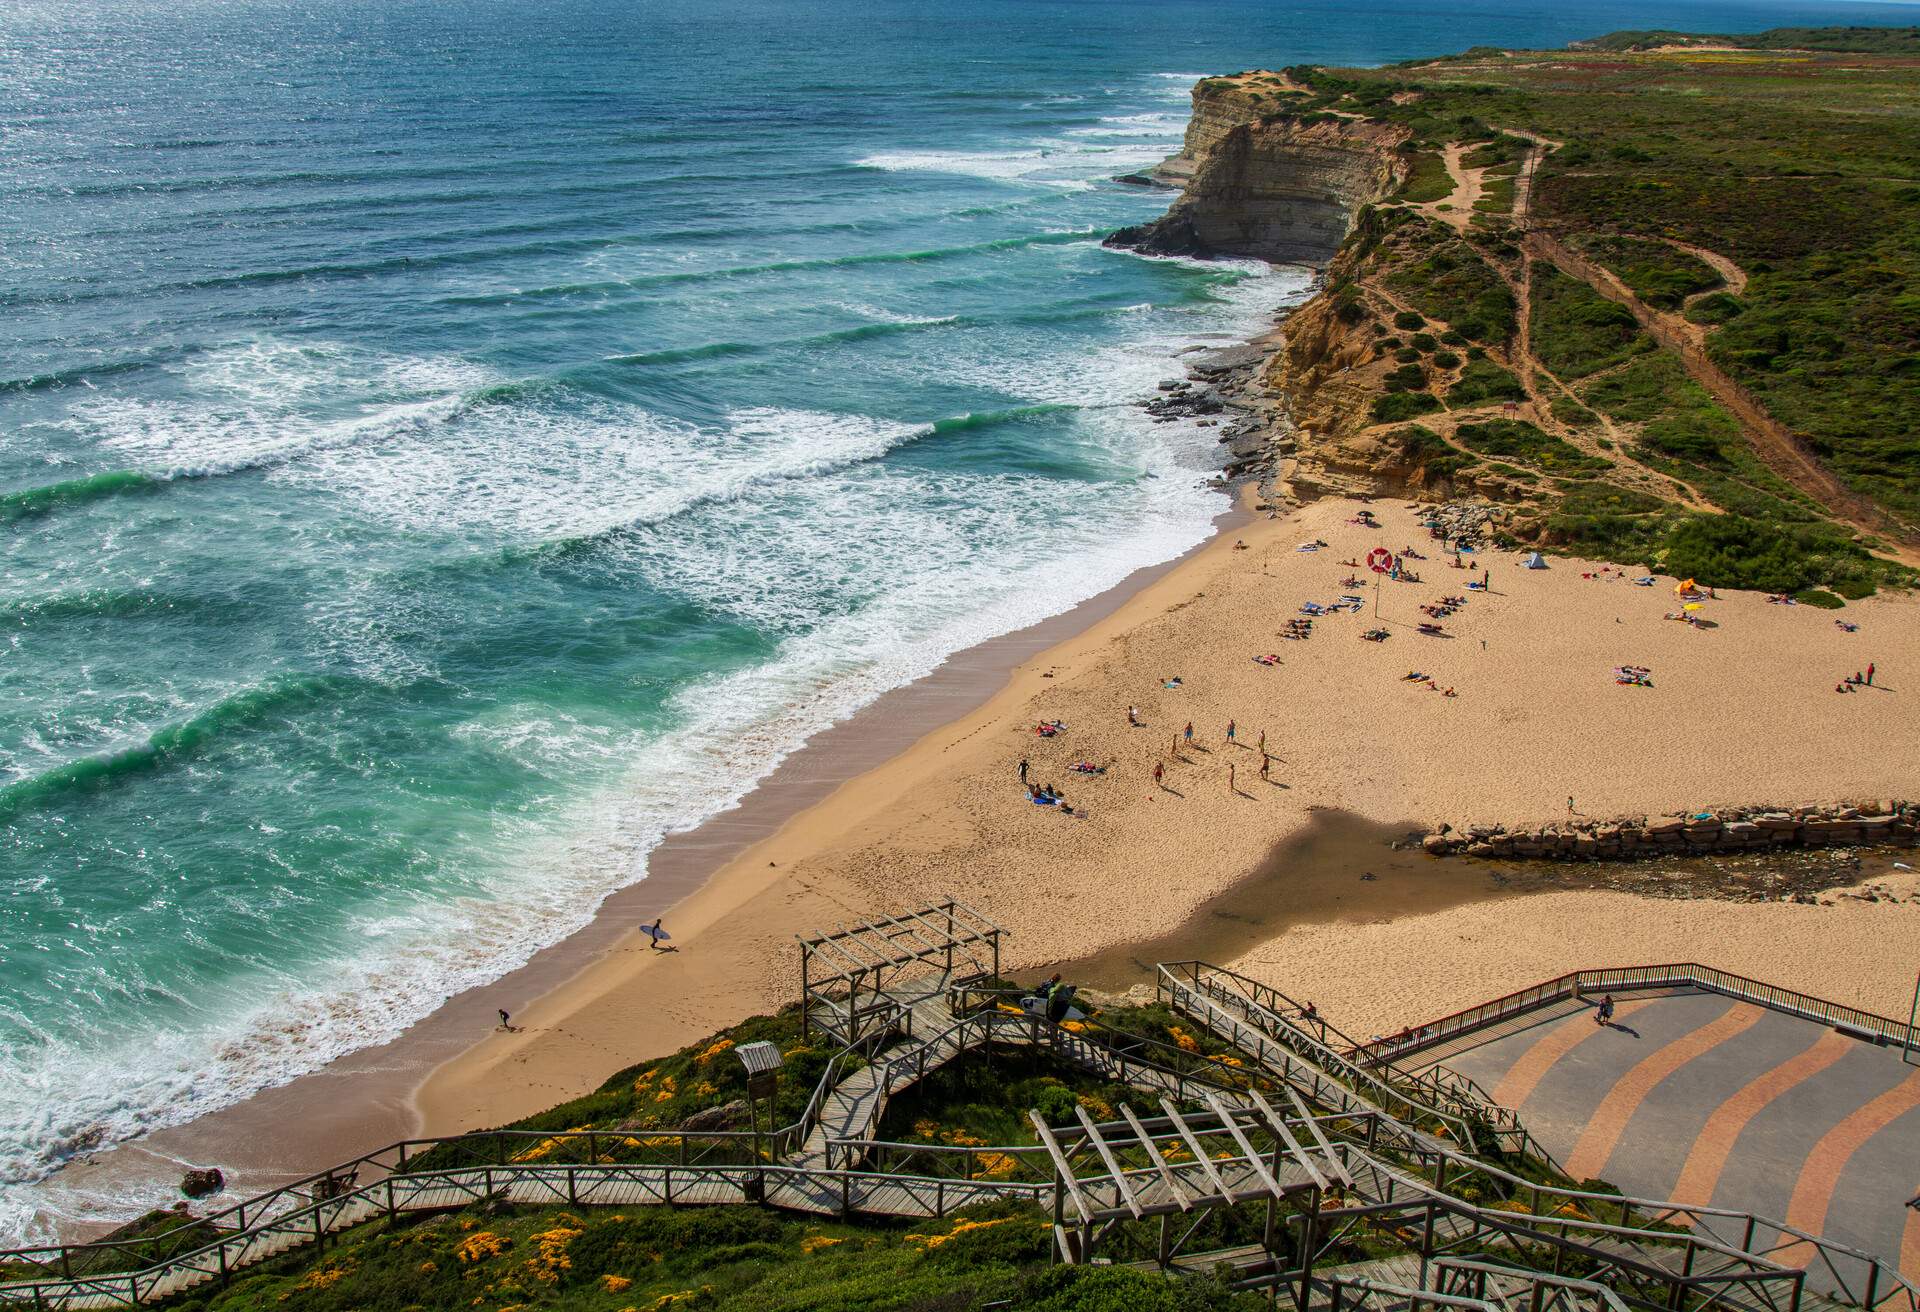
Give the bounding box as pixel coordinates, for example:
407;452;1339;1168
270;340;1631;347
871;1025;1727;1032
1414;989;1920;1277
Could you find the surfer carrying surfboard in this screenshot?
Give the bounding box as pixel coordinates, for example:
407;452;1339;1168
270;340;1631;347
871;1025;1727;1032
645;918;673;951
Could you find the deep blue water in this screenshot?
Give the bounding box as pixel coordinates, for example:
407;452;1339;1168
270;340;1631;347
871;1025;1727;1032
4;0;1916;1238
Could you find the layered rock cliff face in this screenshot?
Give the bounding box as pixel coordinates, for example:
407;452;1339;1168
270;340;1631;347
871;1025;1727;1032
1109;75;1408;265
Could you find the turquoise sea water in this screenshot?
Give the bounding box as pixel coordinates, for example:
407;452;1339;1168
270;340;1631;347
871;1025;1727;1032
4;0;1917;1238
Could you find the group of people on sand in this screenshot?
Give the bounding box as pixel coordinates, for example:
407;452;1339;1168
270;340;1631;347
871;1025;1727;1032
1401;671;1457;697
1836;664;1877;693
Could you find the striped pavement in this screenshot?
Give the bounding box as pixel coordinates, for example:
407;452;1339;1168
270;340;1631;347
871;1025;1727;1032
1416;988;1920;1279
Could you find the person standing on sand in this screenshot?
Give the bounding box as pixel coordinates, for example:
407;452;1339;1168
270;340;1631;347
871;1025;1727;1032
1153;762;1165;789
1567;796;1576;815
1229;763;1236;793
498;1009;511;1031
1128;705;1140;727
1226;719;1236;746
1018;758;1029;785
1257;729;1266;756
1259;754;1270;782
1183;721;1193;745
1868;663;1875;686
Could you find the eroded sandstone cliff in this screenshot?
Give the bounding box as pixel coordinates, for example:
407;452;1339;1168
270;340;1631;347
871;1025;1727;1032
1108;74;1408;265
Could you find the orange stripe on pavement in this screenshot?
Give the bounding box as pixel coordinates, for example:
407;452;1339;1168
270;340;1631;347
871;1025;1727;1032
1562;1002;1765;1183
1668;1029;1856;1206
1784;1066;1920;1249
1491;998;1654;1110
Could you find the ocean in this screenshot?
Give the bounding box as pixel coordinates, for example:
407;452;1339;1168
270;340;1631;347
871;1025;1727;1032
3;0;1915;1240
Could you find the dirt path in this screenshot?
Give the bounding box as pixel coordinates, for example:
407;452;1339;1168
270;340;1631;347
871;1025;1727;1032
1530;231;1920;557
1416;142;1484;232
1664;239;1749;295
1497;128;1561;231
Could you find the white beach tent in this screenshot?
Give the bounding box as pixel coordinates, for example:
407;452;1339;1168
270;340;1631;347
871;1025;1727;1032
1523;551;1547;569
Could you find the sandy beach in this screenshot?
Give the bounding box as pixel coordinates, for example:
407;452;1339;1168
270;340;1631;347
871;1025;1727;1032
417;492;1920;1135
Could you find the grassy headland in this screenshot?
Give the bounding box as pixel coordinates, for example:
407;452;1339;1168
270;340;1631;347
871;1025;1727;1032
1225;28;1920;597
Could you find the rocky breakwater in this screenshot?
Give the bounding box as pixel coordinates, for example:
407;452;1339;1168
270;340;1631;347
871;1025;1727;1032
1420;802;1919;862
1107;73;1407;265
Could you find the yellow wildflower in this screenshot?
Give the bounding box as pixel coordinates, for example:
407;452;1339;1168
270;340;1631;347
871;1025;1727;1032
523;1225;582;1283
455;1231;511;1264
694;1037;735;1064
800;1235;843;1253
603;1274;634;1292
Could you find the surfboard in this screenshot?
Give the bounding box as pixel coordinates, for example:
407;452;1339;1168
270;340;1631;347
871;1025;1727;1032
643;924;672;942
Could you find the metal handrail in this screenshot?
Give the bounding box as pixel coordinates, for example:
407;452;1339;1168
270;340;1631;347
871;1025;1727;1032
1164;963;1916;1312
1346;963;1919;1065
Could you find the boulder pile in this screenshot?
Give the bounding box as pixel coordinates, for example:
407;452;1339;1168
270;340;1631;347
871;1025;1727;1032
1421;801;1917;861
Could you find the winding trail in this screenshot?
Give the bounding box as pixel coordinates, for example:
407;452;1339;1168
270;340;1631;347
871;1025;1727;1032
1528;231;1920;558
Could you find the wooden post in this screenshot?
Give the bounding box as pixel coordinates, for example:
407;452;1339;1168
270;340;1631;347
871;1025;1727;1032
1298;1186;1321;1310
800;943;811;1038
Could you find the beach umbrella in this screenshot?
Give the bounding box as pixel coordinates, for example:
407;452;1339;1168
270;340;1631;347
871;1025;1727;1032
1675;578;1698;595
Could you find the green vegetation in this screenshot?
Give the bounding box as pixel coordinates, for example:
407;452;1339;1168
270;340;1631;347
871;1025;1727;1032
1372;391;1442;422
1577;236;1722;310
1446;358;1524;407
1392;425;1477;480
153;1199;1265;1312
1382;224;1516;343
1453;419;1611;473
1529;268;1651;379
1399;149;1455;202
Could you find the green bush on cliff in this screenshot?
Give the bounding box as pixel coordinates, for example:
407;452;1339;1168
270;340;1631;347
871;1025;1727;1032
1453;420;1610;473
1371;391;1442;423
1445;359;1524;407
1529;267;1651;380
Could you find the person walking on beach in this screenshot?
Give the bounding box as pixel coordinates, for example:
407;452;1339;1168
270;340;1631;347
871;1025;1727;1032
1153;761;1165;790
1257;729;1266;756
647;917;669;950
498;1009;512;1031
1567;796;1576;815
1127;704;1140;727
1867;662;1875;686
1183;721;1193;745
1018;757;1029;785
1229;763;1236;793
1226;719;1236;746
1259;753;1270;782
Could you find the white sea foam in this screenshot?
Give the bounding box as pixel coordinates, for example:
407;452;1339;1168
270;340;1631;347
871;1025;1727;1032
0;89;1319;1243
74;340;493;479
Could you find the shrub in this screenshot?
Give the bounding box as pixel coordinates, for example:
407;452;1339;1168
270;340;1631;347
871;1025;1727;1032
1372;392;1442;422
1394;310;1427;330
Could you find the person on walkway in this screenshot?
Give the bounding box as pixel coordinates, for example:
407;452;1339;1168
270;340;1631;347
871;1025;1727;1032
1595;995;1615;1027
1152;761;1165;789
1018;757;1029;785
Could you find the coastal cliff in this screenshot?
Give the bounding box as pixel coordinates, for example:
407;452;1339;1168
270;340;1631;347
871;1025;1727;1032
1108;73;1407;265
